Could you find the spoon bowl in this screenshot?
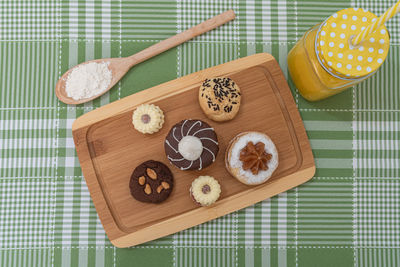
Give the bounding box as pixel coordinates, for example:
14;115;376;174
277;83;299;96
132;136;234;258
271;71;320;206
55;10;236;105
55;57;130;105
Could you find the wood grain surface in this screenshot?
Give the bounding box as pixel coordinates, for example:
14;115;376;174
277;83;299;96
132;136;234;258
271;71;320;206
72;53;315;248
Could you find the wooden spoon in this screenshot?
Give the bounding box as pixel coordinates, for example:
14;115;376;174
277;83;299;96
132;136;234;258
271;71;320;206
55;10;236;105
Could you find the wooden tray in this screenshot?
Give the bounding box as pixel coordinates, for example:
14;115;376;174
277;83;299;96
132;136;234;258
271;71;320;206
72;53;315;248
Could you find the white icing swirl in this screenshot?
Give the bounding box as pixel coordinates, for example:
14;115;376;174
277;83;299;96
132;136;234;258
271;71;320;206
166;120;218;170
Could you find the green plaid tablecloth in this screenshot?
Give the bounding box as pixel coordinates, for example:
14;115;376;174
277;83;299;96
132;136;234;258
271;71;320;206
1;0;399;266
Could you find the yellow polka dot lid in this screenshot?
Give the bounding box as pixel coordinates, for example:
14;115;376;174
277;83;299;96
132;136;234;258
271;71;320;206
316;8;390;78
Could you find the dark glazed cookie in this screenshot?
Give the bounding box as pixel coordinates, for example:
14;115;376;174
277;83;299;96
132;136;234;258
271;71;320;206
129;160;173;203
164;119;219;170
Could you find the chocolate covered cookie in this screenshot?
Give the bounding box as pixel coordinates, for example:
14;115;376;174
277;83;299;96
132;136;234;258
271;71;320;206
129;160;173;203
164;119;219;170
199;77;241;122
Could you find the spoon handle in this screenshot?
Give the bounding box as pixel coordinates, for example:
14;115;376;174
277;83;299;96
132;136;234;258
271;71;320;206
127;10;236;67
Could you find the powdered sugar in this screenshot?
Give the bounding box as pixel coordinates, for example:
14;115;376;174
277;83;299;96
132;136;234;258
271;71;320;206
229;132;279;184
65;62;112;100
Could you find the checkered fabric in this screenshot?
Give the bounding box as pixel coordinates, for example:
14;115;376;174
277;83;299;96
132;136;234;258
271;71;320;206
1;0;399;266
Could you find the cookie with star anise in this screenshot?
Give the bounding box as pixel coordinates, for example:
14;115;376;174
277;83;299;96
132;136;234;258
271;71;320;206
225;132;279;185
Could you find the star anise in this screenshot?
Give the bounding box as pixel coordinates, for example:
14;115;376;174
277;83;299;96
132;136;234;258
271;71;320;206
239;142;272;175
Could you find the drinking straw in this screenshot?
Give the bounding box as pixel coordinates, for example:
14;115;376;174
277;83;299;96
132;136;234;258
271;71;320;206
352;0;400;45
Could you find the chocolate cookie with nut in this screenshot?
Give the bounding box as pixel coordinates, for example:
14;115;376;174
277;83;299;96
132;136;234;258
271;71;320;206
129;160;174;203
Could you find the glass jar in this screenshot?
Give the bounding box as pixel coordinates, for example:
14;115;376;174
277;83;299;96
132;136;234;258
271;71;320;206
288;8;390;102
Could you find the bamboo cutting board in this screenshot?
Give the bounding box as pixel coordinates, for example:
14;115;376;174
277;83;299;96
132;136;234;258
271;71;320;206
72;53;315;248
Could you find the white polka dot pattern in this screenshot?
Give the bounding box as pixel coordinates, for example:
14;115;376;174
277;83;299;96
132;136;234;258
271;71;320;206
316;8;390;78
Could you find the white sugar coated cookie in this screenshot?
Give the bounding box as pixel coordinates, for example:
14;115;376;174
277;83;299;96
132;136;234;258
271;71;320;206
225;132;279;185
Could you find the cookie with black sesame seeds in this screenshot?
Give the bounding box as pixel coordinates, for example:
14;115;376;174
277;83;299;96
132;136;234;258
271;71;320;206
198;77;241;122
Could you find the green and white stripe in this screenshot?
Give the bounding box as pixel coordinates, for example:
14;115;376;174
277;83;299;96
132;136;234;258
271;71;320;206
355;46;400;110
178;0;238;42
354;112;399;178
0;42;58;108
0;1;58;40
238;0;297;42
54;178;109;246
0;249;52;267
356;248;400;266
0;109;56;178
356;179;400;247
0;179;53;248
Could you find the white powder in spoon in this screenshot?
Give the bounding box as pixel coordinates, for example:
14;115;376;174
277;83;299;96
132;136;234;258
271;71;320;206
65;61;112;100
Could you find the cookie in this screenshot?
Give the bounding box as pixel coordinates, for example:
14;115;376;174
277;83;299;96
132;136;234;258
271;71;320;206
199;77;241;122
129;160;173;203
225;132;279;185
132;104;164;134
164;119;219;170
190;176;221;206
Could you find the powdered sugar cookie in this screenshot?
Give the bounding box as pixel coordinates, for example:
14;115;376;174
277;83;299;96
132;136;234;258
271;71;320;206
225;132;279;185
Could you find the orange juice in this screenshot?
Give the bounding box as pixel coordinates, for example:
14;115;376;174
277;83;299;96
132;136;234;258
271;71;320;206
288;8;390;101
